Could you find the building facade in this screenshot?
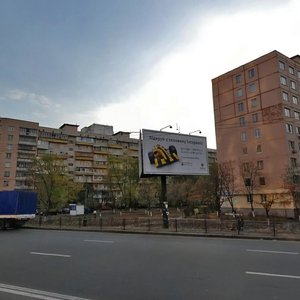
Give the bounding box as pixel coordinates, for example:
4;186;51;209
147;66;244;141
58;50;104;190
0;118;139;205
212;50;300;217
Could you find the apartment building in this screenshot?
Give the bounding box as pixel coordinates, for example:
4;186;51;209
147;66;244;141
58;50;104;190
0;118;39;190
212;50;300;217
0;118;139;205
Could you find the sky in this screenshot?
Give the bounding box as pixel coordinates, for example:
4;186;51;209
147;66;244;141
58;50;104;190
1;0;300;148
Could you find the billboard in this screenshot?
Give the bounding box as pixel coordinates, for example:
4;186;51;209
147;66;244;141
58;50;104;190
140;129;209;176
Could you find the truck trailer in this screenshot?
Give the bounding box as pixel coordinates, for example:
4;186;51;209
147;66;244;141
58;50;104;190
0;190;37;229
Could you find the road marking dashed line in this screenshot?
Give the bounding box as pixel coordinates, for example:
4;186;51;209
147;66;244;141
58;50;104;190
30;252;71;258
246;249;299;255
246;271;300;279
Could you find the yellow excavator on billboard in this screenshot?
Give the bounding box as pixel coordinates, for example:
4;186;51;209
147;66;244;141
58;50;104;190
148;144;179;168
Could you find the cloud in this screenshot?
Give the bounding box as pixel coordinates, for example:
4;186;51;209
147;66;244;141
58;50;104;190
90;0;299;149
6;89;60;109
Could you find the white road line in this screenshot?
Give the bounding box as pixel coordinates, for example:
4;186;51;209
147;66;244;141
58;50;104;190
246;249;299;255
0;282;93;300
84;239;114;243
30;252;71;258
246;271;300;279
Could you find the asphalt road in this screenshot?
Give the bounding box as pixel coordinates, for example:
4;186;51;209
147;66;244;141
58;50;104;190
0;229;300;300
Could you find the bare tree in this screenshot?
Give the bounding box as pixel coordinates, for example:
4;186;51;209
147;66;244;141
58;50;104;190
259;194;275;223
282;165;300;219
192;162;225;217
219;161;236;214
239;161;260;218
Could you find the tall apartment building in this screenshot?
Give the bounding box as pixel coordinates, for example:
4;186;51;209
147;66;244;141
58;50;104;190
0;118;39;190
212;50;300;217
0;118;139;205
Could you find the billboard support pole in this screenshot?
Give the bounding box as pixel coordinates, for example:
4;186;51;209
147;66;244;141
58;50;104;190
161;175;169;228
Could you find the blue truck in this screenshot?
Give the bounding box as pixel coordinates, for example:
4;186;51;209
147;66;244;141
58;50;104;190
0;190;37;229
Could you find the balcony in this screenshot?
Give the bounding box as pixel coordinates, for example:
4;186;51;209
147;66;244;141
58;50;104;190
18;139;37;146
108;143;122;149
75;151;94;161
19;129;38;137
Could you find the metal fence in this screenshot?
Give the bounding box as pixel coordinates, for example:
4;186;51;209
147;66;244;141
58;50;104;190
25;214;300;238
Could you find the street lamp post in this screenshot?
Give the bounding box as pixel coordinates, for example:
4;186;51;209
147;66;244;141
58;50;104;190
189;130;202;135
160;125;172;131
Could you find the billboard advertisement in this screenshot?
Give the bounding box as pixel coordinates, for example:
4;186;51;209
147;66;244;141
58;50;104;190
140;129;209;176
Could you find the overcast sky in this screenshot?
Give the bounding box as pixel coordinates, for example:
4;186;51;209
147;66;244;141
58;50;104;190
1;0;299;148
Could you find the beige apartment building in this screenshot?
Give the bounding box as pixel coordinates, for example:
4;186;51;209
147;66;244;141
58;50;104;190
0;118;39;190
212;50;300;217
0;118;139;205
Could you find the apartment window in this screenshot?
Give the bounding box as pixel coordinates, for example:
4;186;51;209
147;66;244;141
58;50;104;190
257;160;264;170
295;111;300;120
251;98;257;108
280;76;287;85
256;144;262;153
4;162;11;168
4;171;10;177
292;95;299;105
244;178;251;187
246;194;252;203
298;70;300;79
239;117;246;126
238;102;244;112
237;88;243;97
291;80;296;90
7;144;13;150
252;113;259;123
242;147;248;154
8;126;14;132
286;123;293;133
254;128;261;138
289;140;296;151
3;181;9;187
6;153;12;159
284;107;291;117
7;135;13;141
282;91;289;101
289;66;295;75
236;74;242;84
279;61;285;70
241;132;247;141
248;83;256;93
291;157;297;168
248;68;255;79
259;177;266;185
260;194;267;203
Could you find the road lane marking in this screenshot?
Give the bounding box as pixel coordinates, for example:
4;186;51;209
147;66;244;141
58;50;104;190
84;239;114;243
246;271;300;279
0;282;93;300
246;249;299;255
30;252;71;258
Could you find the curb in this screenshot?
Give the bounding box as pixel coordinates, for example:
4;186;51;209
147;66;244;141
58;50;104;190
24;226;300;242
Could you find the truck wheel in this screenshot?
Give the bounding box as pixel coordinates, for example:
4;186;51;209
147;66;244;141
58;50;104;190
0;220;7;230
